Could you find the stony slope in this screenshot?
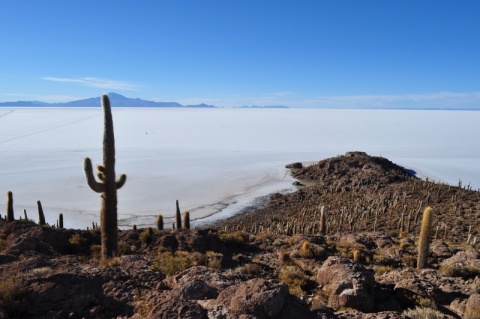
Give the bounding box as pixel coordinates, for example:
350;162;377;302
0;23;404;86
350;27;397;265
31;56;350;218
219;152;479;244
1;152;480;318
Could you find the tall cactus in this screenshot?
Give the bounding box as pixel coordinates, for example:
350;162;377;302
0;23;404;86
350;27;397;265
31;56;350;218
84;94;127;259
175;200;182;230
6;191;14;222
37;200;46;226
417;206;433;269
319;206;327;236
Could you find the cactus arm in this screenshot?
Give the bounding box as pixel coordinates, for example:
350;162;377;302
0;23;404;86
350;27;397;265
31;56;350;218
116;174;127;189
84;157;106;193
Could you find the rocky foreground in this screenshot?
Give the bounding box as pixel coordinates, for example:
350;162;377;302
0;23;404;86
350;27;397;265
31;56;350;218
1;152;480;318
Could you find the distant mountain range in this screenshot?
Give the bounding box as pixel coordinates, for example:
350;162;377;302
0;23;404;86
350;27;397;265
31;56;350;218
0;93;216;108
0;93;291;108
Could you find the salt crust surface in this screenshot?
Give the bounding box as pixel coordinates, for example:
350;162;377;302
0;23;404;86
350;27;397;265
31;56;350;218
0;108;479;229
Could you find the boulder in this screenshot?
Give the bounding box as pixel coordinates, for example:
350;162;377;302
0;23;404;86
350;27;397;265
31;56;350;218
465;294;480;319
430;240;453;258
286;162;303;169
199;278;288;319
316;256;375;312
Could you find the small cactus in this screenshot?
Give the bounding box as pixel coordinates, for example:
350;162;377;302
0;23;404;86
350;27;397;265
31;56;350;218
59;213;64;229
184;211;190;230
175;200;182;230
417;207;433;269
37;200;46;226
156;214;164;231
6;191;14;222
353;249;362;262
83;94;126;259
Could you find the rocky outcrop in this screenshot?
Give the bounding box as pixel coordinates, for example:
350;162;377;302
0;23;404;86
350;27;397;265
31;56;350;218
199;278;289;319
316;256;376;312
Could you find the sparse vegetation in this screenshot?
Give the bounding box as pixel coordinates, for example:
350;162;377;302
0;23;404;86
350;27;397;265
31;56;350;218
219;231;247;246
279;266;307;298
438;265;480;279
151;251;193;275
402;306;444;319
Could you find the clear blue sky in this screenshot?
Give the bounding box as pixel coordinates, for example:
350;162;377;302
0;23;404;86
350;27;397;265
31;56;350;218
1;1;479;108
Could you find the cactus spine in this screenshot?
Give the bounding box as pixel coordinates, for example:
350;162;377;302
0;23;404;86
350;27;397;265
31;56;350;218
6;191;14;222
417;207;433;269
83;94;127;259
175;200;182;230
184;211;190;230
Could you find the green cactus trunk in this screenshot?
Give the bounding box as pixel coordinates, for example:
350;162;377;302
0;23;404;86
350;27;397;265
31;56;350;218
6;191;14;222
417;206;433;269
84;95;126;259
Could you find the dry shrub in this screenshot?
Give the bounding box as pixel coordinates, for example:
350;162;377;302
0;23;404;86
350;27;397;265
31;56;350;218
139;227;154;248
256;232;272;241
133;288;155;317
402;306;444;319
219;231;247;246
438;265;480;279
117;242;135;255
298;241;324;259
375;265;393;276
151;251;193;275
237;263;261;275
0;275;20;317
205;251;223;270
279;266;307;298
69;233;87;247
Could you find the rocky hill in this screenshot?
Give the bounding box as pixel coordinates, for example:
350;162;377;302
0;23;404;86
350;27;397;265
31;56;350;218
1;152;480;318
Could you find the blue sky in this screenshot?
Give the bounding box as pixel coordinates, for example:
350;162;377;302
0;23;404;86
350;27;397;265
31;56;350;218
1;1;479;108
